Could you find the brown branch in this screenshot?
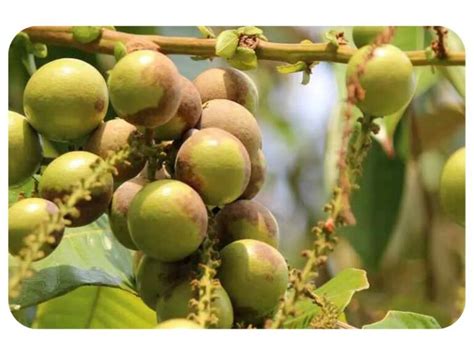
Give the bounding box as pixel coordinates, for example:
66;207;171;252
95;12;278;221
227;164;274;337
22;26;465;66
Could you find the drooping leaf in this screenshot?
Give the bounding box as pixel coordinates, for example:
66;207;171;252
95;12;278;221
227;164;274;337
33;286;155;329
227;47;258;71
276;61;308;74
341;141;405;271
9;214;135;309
363;310;441;329
283;268;369;328
215;29;239;59
72;26;102;44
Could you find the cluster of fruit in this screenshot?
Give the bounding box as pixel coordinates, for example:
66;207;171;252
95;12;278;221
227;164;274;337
8;49;288;328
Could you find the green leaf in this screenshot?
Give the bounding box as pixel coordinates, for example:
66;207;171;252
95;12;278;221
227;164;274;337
9;215;135;309
72;26;102;44
341;141;405;271
438;29;465;99
9;179;35;206
283;268;369;328
215;29;239;59
31;43;47;58
237;26;263;36
325;30;341;47
113;41;128;62
276;61;307;74
363;310;441;329
227;47;258;71
197;26;215;38
33;286;155;329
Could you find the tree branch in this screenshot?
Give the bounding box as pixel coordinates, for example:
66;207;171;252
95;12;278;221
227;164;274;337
23;27;465;66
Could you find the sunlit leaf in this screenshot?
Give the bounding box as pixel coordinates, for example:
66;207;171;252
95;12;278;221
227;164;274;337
33;286;155;329
363;310;441;329
215;29;239;59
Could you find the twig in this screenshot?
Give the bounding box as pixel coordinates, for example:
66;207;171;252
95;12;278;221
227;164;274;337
22;26;465;66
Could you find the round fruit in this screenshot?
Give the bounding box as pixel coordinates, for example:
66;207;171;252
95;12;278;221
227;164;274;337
346;44;415;117
154;76;202;141
155;319;202;329
8;111;42;187
39;151;114;227
218;239;288;323
107;50;182;128
199;99;262;156
23;58;108;142
193;67;259;113
439;147;465;226
175;128;251;206
128;179;207;262
216;200;279;248
156;280;234;329
241;149;266;199
352;26;388;48
9;198;64;259
136;255;191;310
109;177;146;250
84;118;146;183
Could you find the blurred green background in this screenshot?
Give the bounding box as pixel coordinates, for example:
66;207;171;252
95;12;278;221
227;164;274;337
8;26;465;327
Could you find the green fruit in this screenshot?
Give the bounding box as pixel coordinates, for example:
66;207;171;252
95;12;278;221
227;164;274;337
175;128;251;206
440;147;465;226
241;149;266;199
156;280;234;329
218;239;288;323
39;151;114;227
155;319;202;329
346;44;415;117
85;118;146;183
8;111;42;187
154;76;202;141
136;255;191;310
109;177;146;250
23;58;108;142
128;179;207;262
216;200;279;248
193;67;259;113
108;50;182;128
9;198;64;259
352;26;388;48
199;99;262;156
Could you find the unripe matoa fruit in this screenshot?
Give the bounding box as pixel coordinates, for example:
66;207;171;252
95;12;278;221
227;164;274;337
156;280;234;329
128;179;207;262
241;149;266;199
85;118;146;183
8;111;42;187
346;44;415;117
439;147;465;226
23;58;108;142
136;255;191;310
154;76;202;141
109;177;146;250
155;319;202;329
175;128;251;206
218;239;288;323
199;99;262;156
107;50;182;128
193;67;258;113
352;26;388;48
39;151;114;227
216;200;279;248
9;198;64;259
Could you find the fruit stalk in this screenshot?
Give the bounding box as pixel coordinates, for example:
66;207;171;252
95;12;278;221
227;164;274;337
188;210;221;327
22;27;465;66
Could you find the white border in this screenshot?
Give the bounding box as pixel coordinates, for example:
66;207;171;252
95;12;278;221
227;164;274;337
0;1;470;355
